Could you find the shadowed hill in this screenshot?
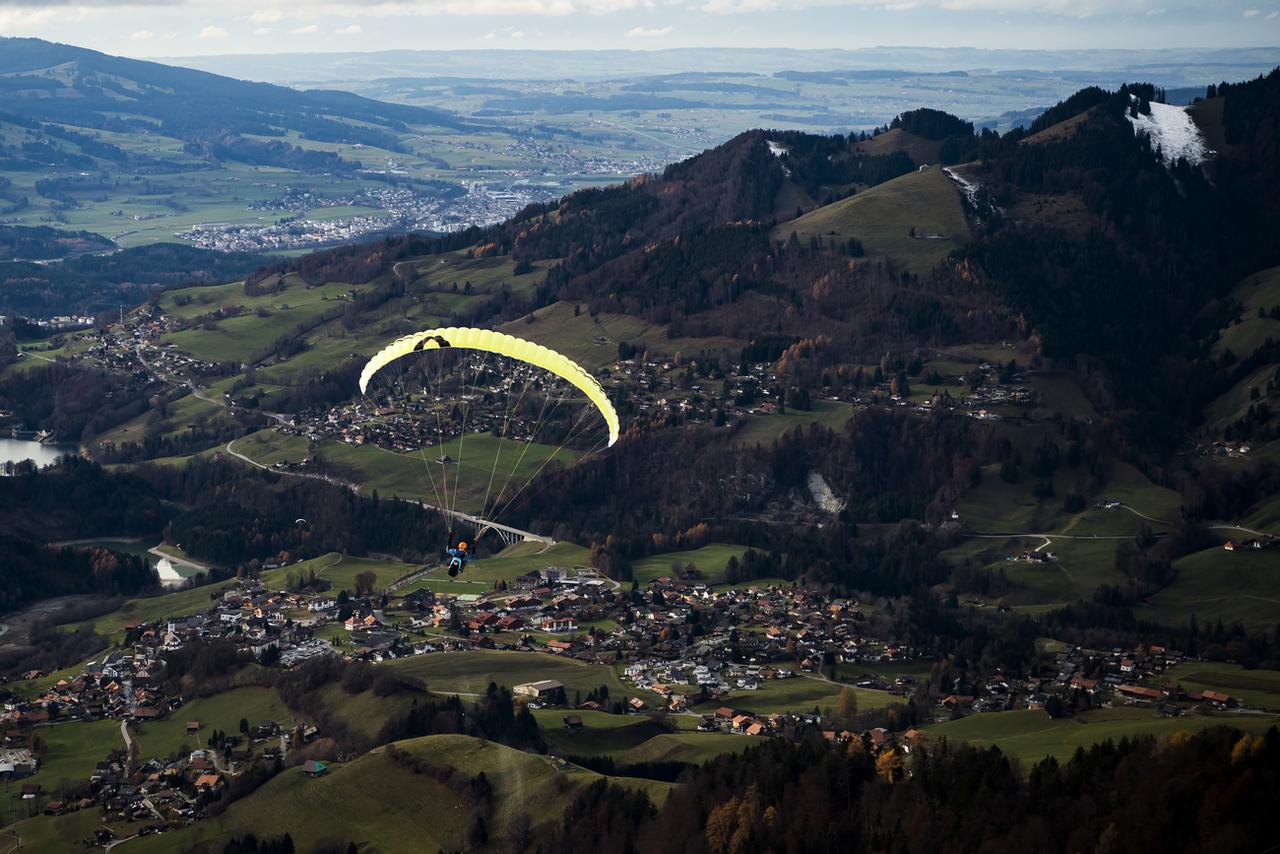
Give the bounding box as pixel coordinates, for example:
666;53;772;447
0;37;477;148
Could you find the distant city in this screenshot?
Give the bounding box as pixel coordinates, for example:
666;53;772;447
176;146;674;253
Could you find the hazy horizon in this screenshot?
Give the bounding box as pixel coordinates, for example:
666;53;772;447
0;1;1276;60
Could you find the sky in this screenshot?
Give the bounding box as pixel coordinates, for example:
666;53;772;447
0;0;1276;57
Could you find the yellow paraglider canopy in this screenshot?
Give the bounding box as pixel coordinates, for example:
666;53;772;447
359;326;620;447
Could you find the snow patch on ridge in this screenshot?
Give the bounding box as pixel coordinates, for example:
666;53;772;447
1125;95;1213;166
767;140;792;176
944;166;981;209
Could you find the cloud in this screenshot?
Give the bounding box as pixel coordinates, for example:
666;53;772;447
626;24;673;36
693;0;1215;14
484;24;527;36
334;22;363;32
254;26;274;34
198;25;228;39
291;23;320;32
0;0;1223;11
128;29;155;40
1242;7;1260;15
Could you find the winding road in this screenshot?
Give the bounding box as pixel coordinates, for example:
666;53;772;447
225;437;553;546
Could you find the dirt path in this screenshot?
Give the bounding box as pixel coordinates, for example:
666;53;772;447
148;545;211;571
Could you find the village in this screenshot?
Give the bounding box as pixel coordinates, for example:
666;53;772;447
0;537;1256;845
14;286;1051;479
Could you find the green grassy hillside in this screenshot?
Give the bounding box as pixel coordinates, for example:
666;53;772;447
130;734;672;853
0;719;121;826
854;127;945;164
389;650;651;705
500;300;741;370
536;709;679;757
773;166;970;275
1214;265;1280;358
630;543;749;584
229;428;575;517
1142;545;1280;632
926;706;1280;766
132;687;300;763
1154;661;1280;711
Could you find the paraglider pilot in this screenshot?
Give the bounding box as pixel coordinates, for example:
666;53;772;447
445;531;474;577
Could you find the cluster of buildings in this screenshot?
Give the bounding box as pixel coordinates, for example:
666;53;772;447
1035;643;1239;716
3;539;1263;841
175;180;560;253
496;137;672;179
17;314;97;332
1222;535;1279;552
281;355;560;452
12;647;168;726
7;715;312;835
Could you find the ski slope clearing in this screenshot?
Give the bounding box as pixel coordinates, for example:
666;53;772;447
1126;96;1213;166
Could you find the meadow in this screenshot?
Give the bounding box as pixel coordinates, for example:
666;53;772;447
289;552;419;594
131;686;301;763
0;718;121;824
389;649;653;706
732;398;855;447
690;674;892;717
1213;264;1280;358
925;706;1280;766
499;300;740;370
630;543;750;584
1153;661;1280;711
1142;546;1280;632
129;733;673;853
230;427;576;517
774;166;971;276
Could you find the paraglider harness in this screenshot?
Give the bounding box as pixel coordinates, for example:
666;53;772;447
445;531;475;577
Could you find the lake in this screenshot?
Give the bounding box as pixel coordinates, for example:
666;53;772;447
69;539;207;587
0;437;79;470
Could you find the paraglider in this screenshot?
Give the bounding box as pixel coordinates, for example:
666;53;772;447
445;534;474;577
359;327;622;564
359;327;620;447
